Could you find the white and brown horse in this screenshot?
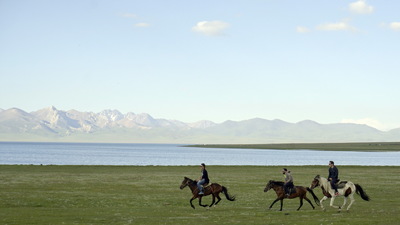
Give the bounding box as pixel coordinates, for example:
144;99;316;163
310;175;370;211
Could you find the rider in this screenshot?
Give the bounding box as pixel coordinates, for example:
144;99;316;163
197;163;209;195
328;161;339;196
282;168;294;196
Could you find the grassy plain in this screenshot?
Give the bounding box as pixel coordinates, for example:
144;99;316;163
1;165;399;225
187;142;400;151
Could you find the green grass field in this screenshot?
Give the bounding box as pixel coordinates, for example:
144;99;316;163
1;165;399;224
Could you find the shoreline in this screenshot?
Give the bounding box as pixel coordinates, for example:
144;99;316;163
185;141;400;152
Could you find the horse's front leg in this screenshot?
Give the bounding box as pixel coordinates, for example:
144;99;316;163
320;196;328;211
329;196;340;209
269;198;280;210
198;196;208;208
279;199;283;211
190;197;196;209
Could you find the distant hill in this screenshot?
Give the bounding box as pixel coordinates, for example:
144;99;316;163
0;106;398;144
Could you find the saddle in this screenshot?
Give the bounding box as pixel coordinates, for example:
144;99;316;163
287;187;296;195
335;180;348;189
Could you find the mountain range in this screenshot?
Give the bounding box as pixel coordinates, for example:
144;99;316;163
0;106;399;144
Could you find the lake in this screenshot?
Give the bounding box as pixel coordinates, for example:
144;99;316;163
0;142;399;166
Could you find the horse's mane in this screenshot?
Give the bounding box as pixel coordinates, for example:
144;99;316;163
185;177;197;185
315;175;330;191
269;180;284;186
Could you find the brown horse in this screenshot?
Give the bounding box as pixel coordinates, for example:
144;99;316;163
264;180;320;211
180;177;235;209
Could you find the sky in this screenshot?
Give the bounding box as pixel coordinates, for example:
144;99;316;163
1;0;399;131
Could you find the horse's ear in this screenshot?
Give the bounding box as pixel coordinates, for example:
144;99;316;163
315;175;320;178
184;176;188;179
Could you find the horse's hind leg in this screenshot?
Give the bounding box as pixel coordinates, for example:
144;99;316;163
214;193;222;206
346;194;355;211
297;198;304;211
304;196;315;209
209;194;216;207
339;197;347;212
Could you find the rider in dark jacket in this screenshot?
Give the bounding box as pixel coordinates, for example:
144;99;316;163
328;161;339;195
197;163;209;195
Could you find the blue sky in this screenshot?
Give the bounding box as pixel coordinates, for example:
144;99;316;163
1;0;399;130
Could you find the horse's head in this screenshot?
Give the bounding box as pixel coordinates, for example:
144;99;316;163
310;175;321;189
264;180;278;192
180;177;191;190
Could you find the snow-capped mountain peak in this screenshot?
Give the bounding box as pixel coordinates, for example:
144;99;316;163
99;109;124;122
1;106;399;143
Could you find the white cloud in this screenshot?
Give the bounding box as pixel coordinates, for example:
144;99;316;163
296;26;310;33
316;20;356;32
192;21;230;36
389;22;400;31
134;22;150;28
349;0;374;14
340;118;387;131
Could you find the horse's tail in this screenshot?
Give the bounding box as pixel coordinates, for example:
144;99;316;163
355;184;370;201
306;187;320;206
222;186;236;201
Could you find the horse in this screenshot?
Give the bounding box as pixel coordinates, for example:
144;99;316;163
264;180;320;211
309;175;370;211
179;177;235;209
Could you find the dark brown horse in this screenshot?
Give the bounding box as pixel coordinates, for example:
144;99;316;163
264;180;320;211
180;177;235;209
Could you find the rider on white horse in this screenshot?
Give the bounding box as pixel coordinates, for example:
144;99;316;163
310;161;370;211
328;161;339;196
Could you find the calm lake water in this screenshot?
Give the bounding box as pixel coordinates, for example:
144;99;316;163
0;142;399;166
